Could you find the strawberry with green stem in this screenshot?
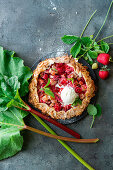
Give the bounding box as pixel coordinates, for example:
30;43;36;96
99;66;110;80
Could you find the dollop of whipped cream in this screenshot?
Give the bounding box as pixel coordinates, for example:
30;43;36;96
61;86;78;106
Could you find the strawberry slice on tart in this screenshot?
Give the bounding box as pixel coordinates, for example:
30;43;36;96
29;54;95;120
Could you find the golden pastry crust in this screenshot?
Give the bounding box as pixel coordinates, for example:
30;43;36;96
29;54;95;119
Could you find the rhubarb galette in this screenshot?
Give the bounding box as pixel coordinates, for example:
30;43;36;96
29;54;95;120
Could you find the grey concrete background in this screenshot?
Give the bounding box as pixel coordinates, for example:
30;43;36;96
0;0;113;169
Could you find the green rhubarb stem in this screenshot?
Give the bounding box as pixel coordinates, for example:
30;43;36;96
97;35;113;43
90;115;95;129
31;113;95;170
80;10;97;38
94;1;113;40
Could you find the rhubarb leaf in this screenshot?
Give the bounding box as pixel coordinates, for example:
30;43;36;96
0;74;20;112
0;107;27;160
0;47;32;96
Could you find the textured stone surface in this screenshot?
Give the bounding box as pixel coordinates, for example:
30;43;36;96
0;0;113;169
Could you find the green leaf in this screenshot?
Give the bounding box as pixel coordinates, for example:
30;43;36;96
61;35;79;44
79;48;86;55
44;88;55;98
0;107;27;160
0;47;32;96
81;37;92;47
95;104;102;117
100;41;109;53
0;74;20;112
86;53;94;65
94;49;105;53
70;41;81;58
88;50;98;59
87;104;97;116
51;68;57;71
44;78;50;88
7;89;29;111
72;97;82;106
67;78;74;84
0;127;23;161
90;35;93;39
93;42;100;50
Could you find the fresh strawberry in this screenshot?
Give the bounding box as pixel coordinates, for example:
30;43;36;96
97;53;110;65
99;66;110;80
99;70;109;80
75;86;82;94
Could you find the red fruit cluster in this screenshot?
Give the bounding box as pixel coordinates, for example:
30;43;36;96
97;53;110;80
37;63;87;112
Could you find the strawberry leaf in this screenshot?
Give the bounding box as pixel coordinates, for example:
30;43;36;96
100;41;109;53
81;37;92;47
95;104;102;117
87;104;97;116
88;50;98;59
61;35;79;44
70;41;81;58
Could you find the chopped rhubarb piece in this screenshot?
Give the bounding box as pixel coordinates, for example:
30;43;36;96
77;77;81;81
64;104;72;112
59;77;67;85
54;103;62;111
42;73;48;80
80;77;85;84
55;63;65;74
40;99;44;103
45;69;49;74
79;81;84;86
65;65;74;74
67;73;74;78
38;78;46;87
50;78;57;85
61;73;67;78
55;94;62;103
41;83;47;88
81;84;87;91
40;73;48;80
51;85;60;93
53;74;60;81
79;93;85;100
68;80;73;87
55;63;64;67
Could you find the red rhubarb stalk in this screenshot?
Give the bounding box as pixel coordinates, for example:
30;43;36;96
20;103;80;139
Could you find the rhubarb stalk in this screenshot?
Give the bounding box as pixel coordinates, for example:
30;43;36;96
19;102;81;139
31;113;96;170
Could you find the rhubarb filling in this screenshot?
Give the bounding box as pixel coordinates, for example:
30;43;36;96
37;63;87;112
